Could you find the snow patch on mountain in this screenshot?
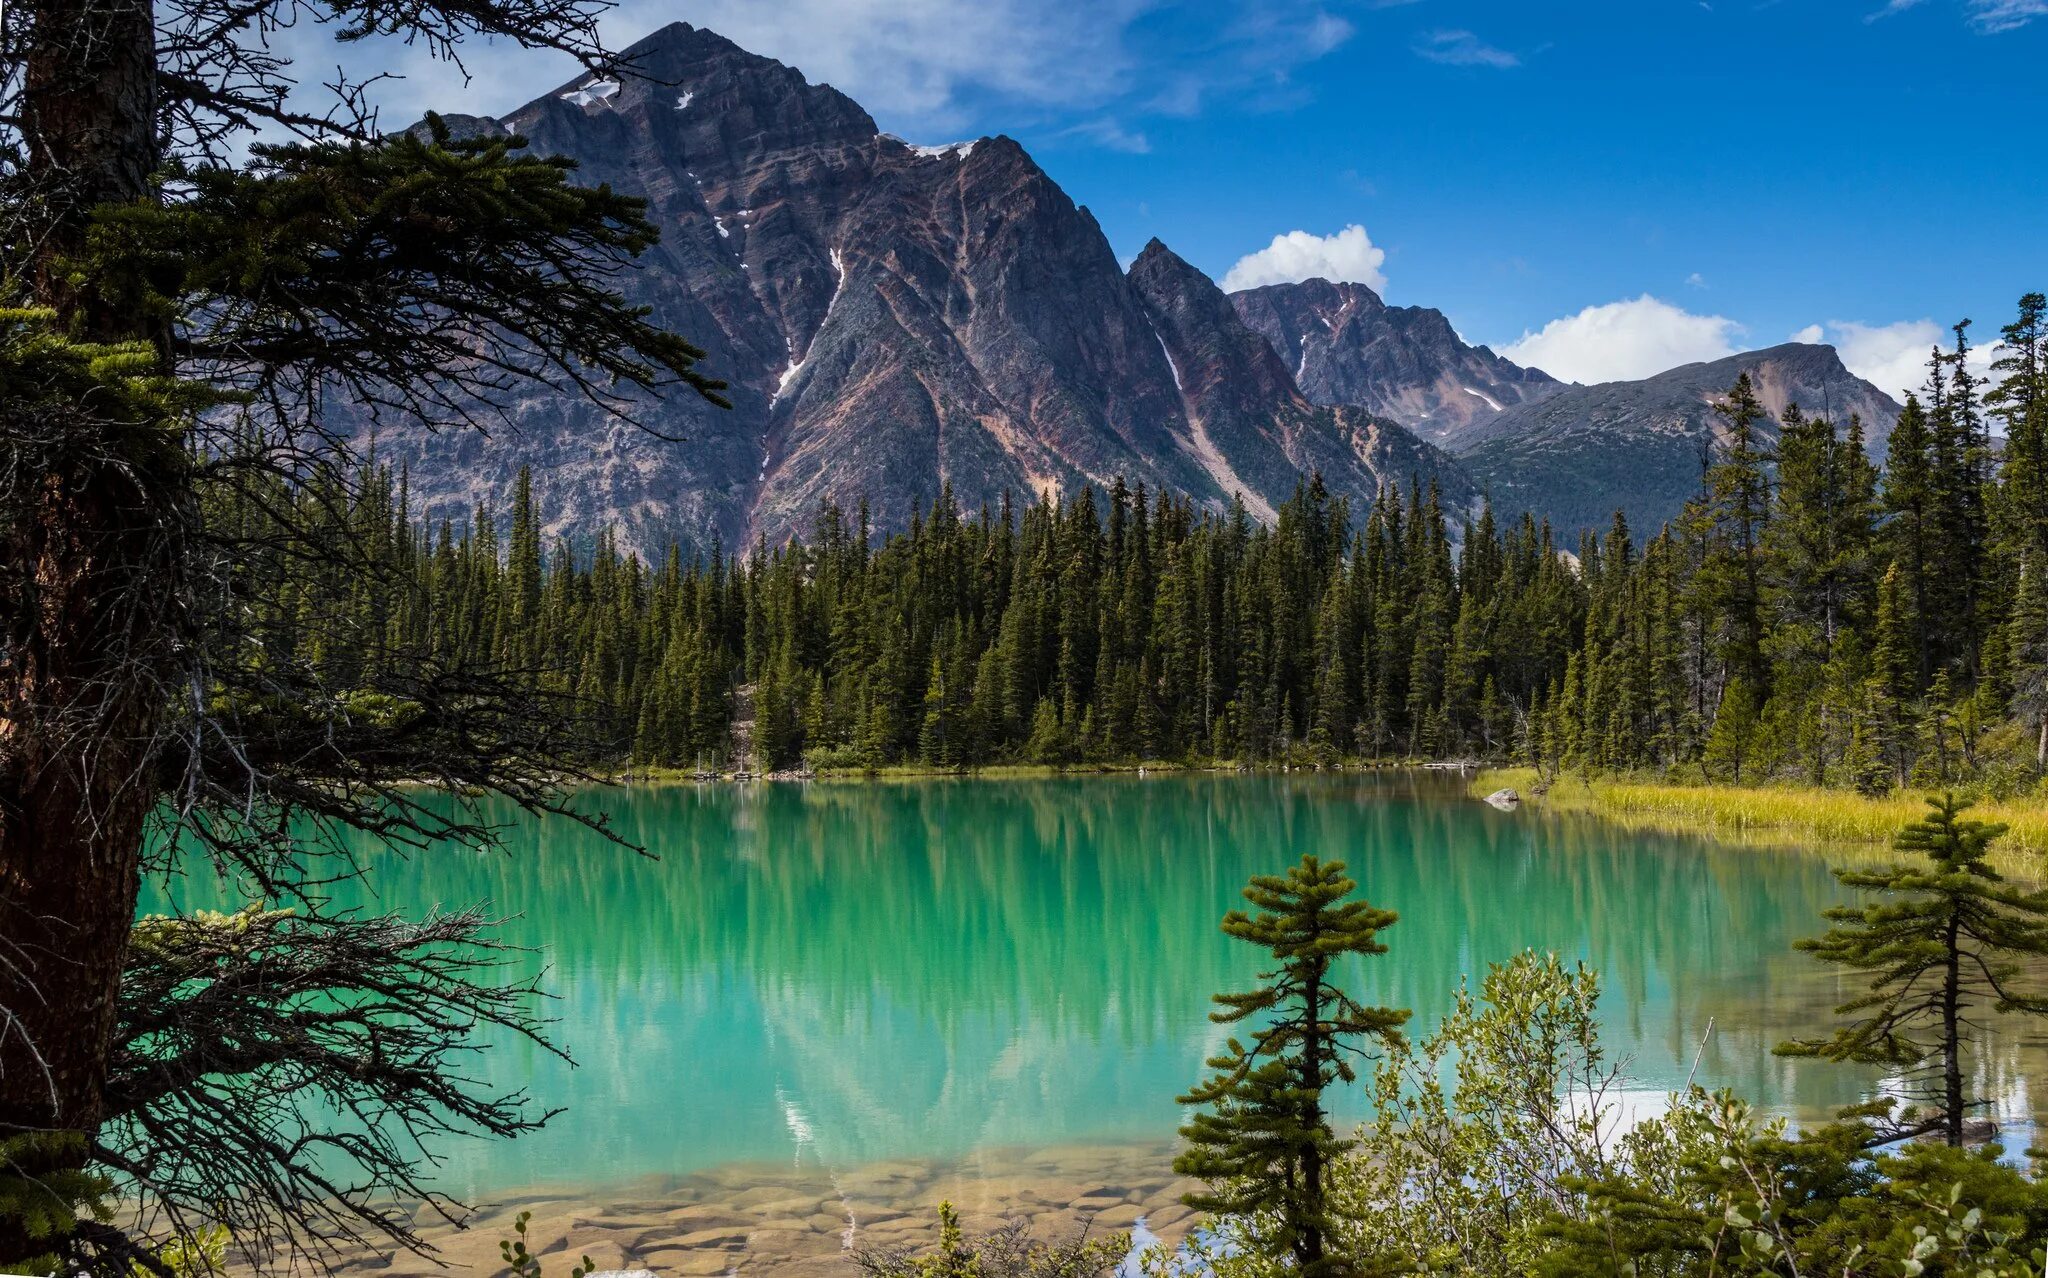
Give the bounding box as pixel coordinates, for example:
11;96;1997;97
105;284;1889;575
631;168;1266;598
883;134;979;160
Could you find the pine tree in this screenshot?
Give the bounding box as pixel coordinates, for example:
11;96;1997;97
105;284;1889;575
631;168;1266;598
1698;374;1775;693
1882;394;1939;688
1701;675;1761;783
2010;555;2048;770
1864;564;1919;791
1176;856;1408;1278
1777;795;2048;1146
1927;323;1994;681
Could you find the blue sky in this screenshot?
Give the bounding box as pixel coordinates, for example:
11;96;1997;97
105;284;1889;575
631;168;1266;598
313;0;2048;394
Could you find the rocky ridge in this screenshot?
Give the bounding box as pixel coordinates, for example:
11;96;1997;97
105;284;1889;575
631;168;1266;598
1451;342;1903;535
1230;277;1562;442
376;23;1473;555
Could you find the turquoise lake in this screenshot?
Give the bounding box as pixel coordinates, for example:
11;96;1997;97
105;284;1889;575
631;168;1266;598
141;772;2041;1206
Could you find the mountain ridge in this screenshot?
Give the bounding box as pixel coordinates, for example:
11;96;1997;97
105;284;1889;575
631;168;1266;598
373;21;1907;555
1230;276;1563;441
372;21;1474;554
1455;341;1903;535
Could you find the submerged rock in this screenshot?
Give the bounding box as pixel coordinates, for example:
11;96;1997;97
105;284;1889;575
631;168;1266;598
1484;788;1521;810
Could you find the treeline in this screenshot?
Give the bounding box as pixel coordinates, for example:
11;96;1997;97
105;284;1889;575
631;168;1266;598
267;295;2048;792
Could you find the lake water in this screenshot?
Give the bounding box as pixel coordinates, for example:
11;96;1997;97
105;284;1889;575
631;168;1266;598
141;773;2047;1274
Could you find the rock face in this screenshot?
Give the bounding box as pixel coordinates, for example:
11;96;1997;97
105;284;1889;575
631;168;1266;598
1448;343;1903;537
376;22;1474;553
1127;242;1475;523
1230;278;1562;442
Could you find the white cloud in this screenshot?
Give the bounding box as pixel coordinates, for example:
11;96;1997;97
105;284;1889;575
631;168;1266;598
269;0;1371;141
1790;323;1825;344
1968;0;2048;29
473;0;1145;127
1221;225;1388;293
1807;320;2000;403
1685;272;1709;288
1413;29;1520;68
1499;296;1742;385
1059;117;1151;153
258;0;1152;135
1867;0;2045;27
1147;8;1355;117
640;0;1145;123
1828;320;1941;401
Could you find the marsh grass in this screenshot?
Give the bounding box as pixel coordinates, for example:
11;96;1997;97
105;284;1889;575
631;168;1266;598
1477;767;2048;878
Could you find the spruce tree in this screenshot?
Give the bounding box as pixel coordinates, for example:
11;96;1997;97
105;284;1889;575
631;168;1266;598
1883;394;1939;687
1176;855;1408;1278
1777;794;2048;1145
1698;374;1775;692
1;0;729;1264
2011;555;2048;770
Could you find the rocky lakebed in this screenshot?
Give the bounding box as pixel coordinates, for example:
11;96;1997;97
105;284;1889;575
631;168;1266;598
302;1141;1197;1278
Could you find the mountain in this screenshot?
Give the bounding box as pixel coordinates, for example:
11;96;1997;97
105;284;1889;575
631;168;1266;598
376;23;1472;553
1230;278;1562;441
1127;242;1472;524
1448;343;1903;536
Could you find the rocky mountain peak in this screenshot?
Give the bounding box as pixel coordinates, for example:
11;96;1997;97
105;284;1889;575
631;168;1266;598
1129;239;1307;414
1231;278;1559;442
502;22;879;179
370;26;1484;554
1127;240;1474;524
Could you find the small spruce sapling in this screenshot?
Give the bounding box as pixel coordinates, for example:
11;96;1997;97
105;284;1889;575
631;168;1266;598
1776;793;2048;1145
1176;855;1408;1278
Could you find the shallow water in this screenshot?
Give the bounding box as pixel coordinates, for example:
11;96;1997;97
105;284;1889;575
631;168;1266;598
144;772;2048;1272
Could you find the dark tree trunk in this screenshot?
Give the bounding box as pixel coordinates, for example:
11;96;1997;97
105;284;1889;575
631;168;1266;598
0;0;163;1266
20;0;159;329
0;460;162;1267
1942;911;1964;1148
1298;963;1325;1276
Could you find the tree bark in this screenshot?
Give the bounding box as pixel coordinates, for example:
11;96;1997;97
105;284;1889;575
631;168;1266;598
1942;910;1964;1148
0;457;163;1267
0;0;163;1266
1298;962;1325;1276
20;0;160;330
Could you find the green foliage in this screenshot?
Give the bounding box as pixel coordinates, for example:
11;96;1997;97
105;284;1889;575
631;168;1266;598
1777;794;2048;1144
79;117;726;408
499;1211;594;1278
1176;856;1407;1278
1332;952;1697;1277
0;1134;113;1274
1545;1095;2048;1277
0;305;213;555
1158;943;2048;1277
137;1226;229;1278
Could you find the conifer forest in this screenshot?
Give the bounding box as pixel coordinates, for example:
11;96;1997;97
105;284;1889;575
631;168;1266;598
310;310;2048;790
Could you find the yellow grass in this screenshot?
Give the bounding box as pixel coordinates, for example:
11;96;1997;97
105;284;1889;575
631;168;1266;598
1474;767;2048;878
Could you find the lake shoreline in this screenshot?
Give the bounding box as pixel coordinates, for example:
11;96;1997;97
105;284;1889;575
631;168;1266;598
586;761;2048;877
605;758;1490;785
1475;766;2048;874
